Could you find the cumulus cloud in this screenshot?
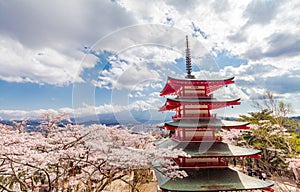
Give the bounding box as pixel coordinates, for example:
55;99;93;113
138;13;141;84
265;75;300;94
0;35;81;85
94;45;183;90
217;61;300;99
243;0;282;25
2;0;299;88
1;0;300;118
0;0;135;85
0;0;135;49
264;33;300;58
0;108;61;120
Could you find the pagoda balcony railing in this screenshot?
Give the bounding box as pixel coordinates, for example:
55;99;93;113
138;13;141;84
172;113;217;120
178;94;212;98
176;161;228;168
172;136;222;142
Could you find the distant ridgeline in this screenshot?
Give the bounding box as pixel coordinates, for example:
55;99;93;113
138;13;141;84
1;115;299;133
0;114;162;133
0;119;74;132
0;115;231;128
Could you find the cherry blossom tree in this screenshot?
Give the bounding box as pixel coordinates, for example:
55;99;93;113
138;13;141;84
287;158;300;184
219;129;244;145
0;115;86;191
75;124;187;191
0;113;187;191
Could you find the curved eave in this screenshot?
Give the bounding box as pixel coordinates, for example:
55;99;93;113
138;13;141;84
160;82;176;96
155;138;260;157
153;167;273;192
158;102;177;112
158;98;241;111
168;76;235;82
160;76;235;96
167;97;241;103
163;119;250;129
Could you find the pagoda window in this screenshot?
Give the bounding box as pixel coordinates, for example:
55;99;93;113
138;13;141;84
185;131;197;138
174;130;215;141
186;158;218;163
185;130;213;138
175;157;229;168
176;87;183;96
183;104;208;109
185;158;228;167
180;85;206;97
184;90;205;94
175;129;184;138
183;109;209;115
185;86;205;89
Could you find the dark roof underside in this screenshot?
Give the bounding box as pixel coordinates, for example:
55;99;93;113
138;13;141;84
155;138;260;157
164;119;249;128
166;97;240;103
153;167;273;191
168;76;235;82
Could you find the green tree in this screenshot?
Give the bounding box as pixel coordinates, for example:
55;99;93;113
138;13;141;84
239;91;299;180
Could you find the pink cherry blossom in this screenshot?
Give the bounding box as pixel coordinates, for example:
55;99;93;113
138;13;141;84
0;113;187;191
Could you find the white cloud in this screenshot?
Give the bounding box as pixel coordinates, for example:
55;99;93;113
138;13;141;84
95;46;183;90
2;0;299;87
0;109;59;120
0;0;135;85
243;0;283;25
0;35;81;85
223;62;300;99
1;0;300;118
80;99;160;117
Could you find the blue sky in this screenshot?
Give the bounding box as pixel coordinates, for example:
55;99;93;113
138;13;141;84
0;0;300;121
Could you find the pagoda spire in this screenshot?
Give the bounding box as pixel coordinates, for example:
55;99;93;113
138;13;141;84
185;35;195;79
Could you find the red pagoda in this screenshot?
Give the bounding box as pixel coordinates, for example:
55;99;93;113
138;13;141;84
154;36;274;192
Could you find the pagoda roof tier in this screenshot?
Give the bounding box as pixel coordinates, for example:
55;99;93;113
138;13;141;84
158;119;249;130
155;138;260;157
159;98;241;111
153;166;273;192
160;76;235;96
